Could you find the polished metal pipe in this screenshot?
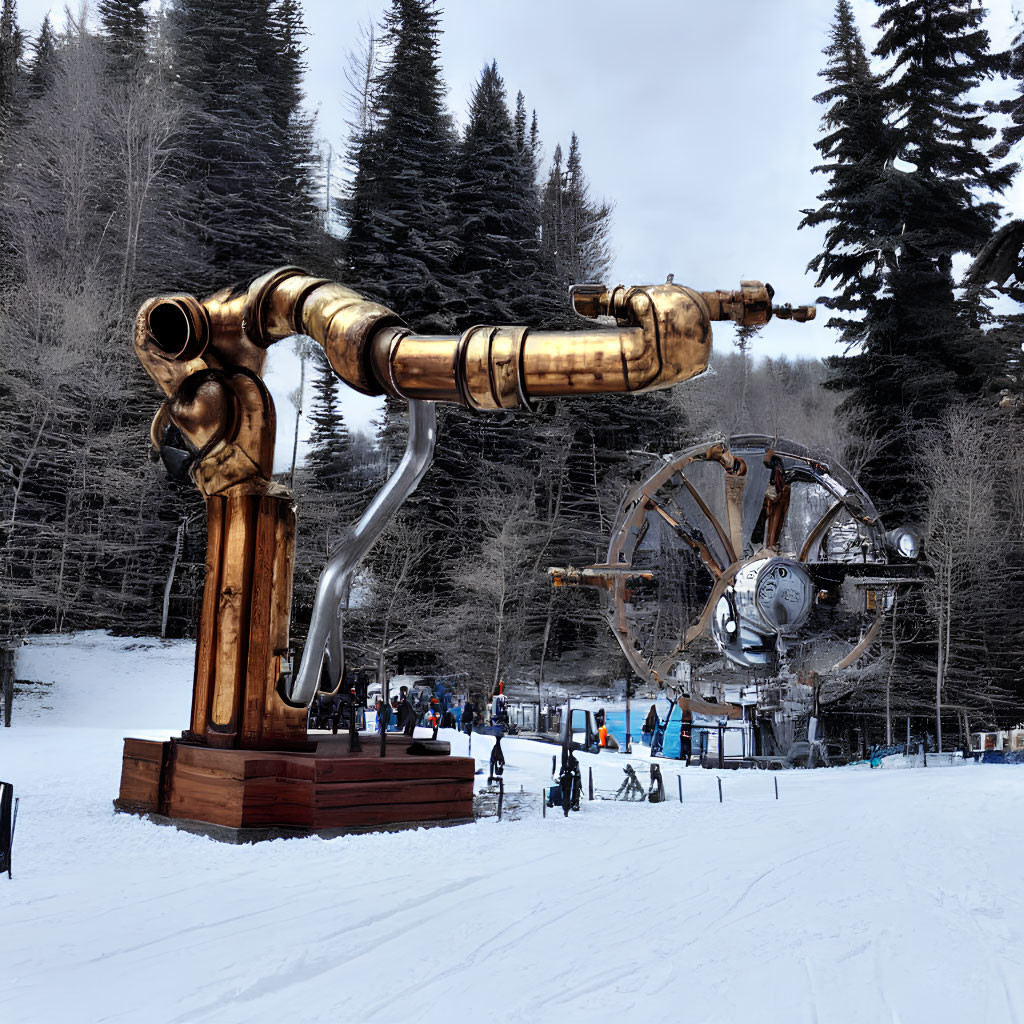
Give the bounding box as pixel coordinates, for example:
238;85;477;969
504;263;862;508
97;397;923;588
285;400;437;705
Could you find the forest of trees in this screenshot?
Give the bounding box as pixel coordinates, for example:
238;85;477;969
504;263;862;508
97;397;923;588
800;0;1024;741
2;0;1024;741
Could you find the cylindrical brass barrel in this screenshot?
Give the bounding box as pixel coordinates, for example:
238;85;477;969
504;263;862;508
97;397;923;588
135;268;769;415
135;268;814;460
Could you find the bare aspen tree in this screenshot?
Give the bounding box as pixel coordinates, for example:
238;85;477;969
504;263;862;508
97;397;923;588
919;406;1015;749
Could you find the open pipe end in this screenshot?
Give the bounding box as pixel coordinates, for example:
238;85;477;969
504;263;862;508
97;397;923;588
146;296;209;360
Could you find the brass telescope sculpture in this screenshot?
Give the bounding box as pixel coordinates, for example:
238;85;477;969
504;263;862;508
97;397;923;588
116;267;813;836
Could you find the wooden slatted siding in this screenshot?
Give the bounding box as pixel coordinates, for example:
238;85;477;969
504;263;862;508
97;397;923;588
114;735;475;833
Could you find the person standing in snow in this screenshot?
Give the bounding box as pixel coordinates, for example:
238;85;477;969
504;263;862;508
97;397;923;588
642;704;659;746
679;708;693;766
462;701;474;737
398;686;417;737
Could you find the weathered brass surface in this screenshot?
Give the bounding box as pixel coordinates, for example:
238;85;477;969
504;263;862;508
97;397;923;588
136;268;815;471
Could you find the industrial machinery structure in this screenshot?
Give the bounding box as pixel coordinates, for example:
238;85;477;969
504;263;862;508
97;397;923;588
114;268;813;836
551;435;921;758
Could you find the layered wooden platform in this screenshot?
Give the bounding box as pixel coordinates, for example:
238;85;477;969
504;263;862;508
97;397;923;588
114;733;475;840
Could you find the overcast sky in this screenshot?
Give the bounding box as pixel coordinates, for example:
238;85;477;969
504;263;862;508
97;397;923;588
14;0;1024;459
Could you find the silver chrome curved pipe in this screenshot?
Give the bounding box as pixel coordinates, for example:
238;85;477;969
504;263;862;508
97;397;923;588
286;400;437;705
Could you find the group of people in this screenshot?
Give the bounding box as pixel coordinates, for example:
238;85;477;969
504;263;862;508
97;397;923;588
376;686;458;736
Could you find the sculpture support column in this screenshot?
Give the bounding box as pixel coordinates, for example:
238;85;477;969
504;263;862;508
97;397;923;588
187;491;306;750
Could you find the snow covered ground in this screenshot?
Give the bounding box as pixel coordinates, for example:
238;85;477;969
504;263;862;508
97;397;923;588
2;633;1023;1024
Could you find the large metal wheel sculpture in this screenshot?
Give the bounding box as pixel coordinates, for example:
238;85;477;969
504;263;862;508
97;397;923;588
556;436;918;697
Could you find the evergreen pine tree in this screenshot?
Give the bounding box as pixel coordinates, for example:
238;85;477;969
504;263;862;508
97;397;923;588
305;351;352;490
806;0;1012;519
263;0;325;267
97;0;147;76
0;0;21;113
341;0;459;332
538;134;612;327
799;0;890;351
452;61;540;327
168;0;324;285
994;22;1024;160
27;14;56;98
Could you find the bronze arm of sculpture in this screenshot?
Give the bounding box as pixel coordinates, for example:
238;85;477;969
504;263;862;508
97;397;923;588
138;267;813;422
134;267;813;750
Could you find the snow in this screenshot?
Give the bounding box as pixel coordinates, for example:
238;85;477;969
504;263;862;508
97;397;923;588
3;632;1024;1023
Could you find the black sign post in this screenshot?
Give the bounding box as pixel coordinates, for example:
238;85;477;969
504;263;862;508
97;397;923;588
1;647;14;727
0;781;18;879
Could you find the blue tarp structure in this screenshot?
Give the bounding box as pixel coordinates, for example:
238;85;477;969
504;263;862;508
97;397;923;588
602;699;736;760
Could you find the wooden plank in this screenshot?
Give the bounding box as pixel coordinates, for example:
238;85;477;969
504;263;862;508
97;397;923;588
167;766;244;828
314;779;473;810
172;743;249;780
118;758;162;809
241;495;278;747
260;498;307;750
313;800;473;829
190;497;224;738
210;494;258;739
311;733;449;756
122;737;167;762
241;777;315;827
117;739;171;812
242;758;315;782
314;756;476;784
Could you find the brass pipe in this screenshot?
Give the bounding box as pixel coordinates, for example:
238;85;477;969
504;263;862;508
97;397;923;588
134;269;816;498
138;269;812;422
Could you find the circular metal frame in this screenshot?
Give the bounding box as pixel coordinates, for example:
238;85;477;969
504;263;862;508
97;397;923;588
601;435;897;690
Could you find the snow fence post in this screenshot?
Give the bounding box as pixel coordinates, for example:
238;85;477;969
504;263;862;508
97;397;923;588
542;791;546;818
588;766;594;801
677;775;683;803
717;777;722;803
1;646;13;728
774;777;778;800
0;782;14;879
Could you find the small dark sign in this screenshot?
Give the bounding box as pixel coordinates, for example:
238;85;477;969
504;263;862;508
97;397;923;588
0;781;17;879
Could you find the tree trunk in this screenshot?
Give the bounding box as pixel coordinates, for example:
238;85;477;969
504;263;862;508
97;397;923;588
289;353;307;490
161;518;186;639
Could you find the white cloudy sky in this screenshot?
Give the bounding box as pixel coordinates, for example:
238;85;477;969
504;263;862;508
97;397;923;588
15;0;1024;455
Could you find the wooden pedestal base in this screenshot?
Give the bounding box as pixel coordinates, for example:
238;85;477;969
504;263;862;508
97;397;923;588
114;734;475;839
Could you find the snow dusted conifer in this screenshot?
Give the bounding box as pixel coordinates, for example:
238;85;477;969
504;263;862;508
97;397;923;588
538;134;611;327
806;0;1012;520
0;0;22;112
27;14;56;97
341;0;459;333
305;352;352;492
263;0;326;269
97;0;147;77
169;0;324;285
799;0;889;351
453;61;540;327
